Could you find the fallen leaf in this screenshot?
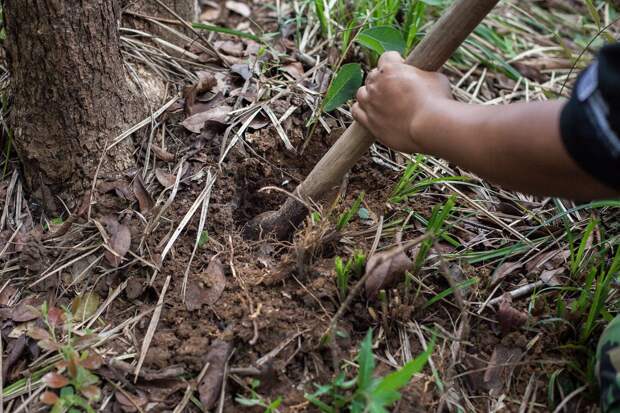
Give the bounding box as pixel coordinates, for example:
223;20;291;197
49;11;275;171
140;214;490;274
491;261;522;286
42;372;69;389
71;292;101;321
102;216;131;267
98;179;133;200
37;339;62;352
2;335;27;382
225;0;251;17
0;285;17;305
9;321;36;338
282;61;305;80
183;73;218;115
11;298;41;322
483;344;523;397
186;259;227;311
496;293;528;335
155;168;177;188
151;145;175;162
40;391;59;405
133;175;155;214
27;326;51;341
47;306;65;326
181;105;232;133
230;63;252;80
215;40;245;57
199;339;233;410
115;390;148;413
364;247;413;299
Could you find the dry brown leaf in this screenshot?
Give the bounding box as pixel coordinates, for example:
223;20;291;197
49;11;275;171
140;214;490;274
364;247;413;300
38;338;62;351
133;175;155;214
27;326;51;341
0;285;17;306
47;306;65;326
483;344;523;396
491;261;522;286
151;145;175;162
186;259;227;311
199;339;233;410
216;40;245;57
230;63;252;80
181;105;232;133
102;217;131;267
9;321;36;338
497;293;528;334
155;168;177;188
115;390;148;413
225;0;251;17
282;61;305;80
11;297;41;322
183;72;218;115
2;335;27;382
71;292;101;321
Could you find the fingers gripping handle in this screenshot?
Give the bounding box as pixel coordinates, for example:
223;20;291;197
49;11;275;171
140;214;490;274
246;0;500;239
297;0;500;202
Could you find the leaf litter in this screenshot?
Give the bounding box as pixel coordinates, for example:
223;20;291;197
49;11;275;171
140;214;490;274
0;1;617;412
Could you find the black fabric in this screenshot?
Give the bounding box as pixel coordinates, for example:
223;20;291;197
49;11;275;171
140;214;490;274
560;44;620;190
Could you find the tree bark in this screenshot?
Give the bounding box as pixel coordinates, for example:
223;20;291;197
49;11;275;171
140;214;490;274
3;0;143;212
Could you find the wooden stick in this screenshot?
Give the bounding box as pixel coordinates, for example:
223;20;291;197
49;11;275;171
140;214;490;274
244;0;500;240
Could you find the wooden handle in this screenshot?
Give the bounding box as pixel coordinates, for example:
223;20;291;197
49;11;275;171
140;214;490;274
296;0;499;201
245;0;499;240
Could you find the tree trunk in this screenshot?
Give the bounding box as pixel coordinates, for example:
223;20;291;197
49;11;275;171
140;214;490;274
3;0;143;212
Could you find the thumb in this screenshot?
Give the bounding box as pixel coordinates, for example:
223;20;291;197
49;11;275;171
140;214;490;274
378;51;404;67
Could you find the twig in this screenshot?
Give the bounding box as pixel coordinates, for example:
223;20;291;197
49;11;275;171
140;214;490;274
182;172;216;301
134;274;171;382
551;385;587;413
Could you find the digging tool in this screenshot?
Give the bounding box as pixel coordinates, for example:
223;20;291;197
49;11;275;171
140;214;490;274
244;0;500;240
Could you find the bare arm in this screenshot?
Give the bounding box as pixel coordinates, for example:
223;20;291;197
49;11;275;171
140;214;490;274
353;52;619;200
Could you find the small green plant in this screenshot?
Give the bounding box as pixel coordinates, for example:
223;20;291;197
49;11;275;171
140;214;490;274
29;304;103;413
568;218;597;275
306;329;434;412
413;196;456;273
389;157;468;204
336;192;365;231
335;251;366;299
198;230;209;248
236;379;282;413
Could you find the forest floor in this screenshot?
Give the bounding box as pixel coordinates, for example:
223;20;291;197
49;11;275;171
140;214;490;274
1;0;620;412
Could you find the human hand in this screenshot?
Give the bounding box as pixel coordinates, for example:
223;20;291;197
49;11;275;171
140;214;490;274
352;51;453;154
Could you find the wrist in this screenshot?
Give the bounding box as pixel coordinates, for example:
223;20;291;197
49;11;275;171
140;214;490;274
408;97;458;154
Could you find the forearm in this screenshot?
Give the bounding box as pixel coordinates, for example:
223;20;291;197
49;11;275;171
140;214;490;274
417;100;618;199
